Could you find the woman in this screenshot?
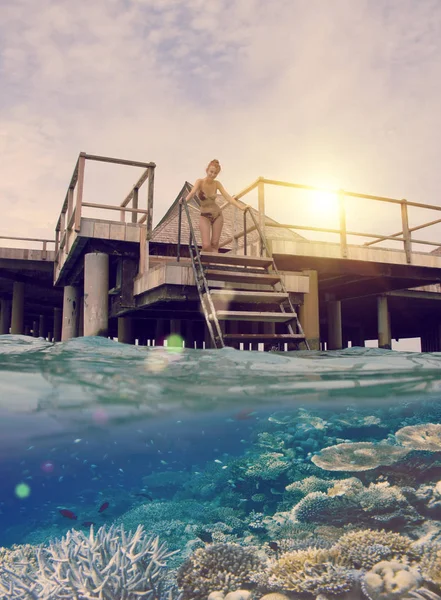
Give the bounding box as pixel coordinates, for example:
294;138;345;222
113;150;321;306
180;159;249;253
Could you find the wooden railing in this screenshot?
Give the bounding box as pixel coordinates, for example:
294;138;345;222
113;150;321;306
220;177;441;263
0;235;55;260
54;152;155;268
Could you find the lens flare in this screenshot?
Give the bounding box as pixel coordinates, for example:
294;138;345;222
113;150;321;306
15;482;31;498
166;334;184;353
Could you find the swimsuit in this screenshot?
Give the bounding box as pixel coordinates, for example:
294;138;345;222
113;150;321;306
199;190;222;224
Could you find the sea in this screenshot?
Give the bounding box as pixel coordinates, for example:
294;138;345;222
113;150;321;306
1;335;441;600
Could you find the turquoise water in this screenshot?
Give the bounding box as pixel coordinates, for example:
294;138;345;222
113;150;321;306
2;335;441;599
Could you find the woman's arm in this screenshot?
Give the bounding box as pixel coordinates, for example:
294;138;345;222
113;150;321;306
180;179;201;204
217;181;247;211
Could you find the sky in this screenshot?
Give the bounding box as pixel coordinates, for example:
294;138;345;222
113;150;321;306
1;0;441;350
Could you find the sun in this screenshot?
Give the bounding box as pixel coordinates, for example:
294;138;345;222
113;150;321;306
310;190;339;216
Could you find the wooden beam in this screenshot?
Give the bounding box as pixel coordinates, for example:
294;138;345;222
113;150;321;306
82;202;148;214
84;153;155;168
74;153;86;232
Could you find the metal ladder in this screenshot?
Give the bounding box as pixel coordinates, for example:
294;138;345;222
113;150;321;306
178;196;309;350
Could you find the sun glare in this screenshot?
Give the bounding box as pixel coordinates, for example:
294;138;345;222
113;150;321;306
310;190;339;216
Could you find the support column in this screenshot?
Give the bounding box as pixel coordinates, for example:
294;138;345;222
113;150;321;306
0;298;11;334
377;295;391;350
263;321;275;351
299;270;320;350
24;324;31;336
327;299;342;350
62;285;80;341
351;326;365;348
39;315;47;339
84;253;109;337
118;317;135;344
155;319;168;346
32;320;39;337
11;282;25;335
53;307;62;342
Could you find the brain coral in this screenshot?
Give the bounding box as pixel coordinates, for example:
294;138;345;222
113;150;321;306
395;424;441;451
176;543;264;600
334;529;417;569
311;442;409;471
361;560;422;600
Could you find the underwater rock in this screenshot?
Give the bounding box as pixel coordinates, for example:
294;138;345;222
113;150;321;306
361;560;422;600
208;592;225;600
224;590;252;600
311;442;409;472
396;424;441;451
259;594;292;600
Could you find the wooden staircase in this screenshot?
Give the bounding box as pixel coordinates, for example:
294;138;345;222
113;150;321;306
198;252;308;349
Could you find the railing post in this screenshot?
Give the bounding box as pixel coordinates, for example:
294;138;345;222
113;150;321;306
42;241;47;261
338;189;348;258
132;187;139;224
401;198;412;264
146;165;155;241
74;153;86;232
232;207;238;254
258;177;265;255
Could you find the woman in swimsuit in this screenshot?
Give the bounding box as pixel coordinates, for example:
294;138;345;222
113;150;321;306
180;159;249;253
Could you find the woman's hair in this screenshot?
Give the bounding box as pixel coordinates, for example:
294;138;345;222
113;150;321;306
206;159;221;173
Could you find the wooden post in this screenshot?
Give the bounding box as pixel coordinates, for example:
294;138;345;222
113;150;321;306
132;187;139;224
0;299;11;334
74;153;86;232
258;178;265;253
377;295;391;349
232;207;238;254
327;298;342;350
338;189;347;258
299;270;320;350
401;199;412;264
147;166;155;240
11;281;25;335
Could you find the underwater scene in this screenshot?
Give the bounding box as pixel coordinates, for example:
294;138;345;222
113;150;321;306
3;337;441;600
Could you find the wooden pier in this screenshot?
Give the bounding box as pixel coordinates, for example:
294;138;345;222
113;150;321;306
1;152;441;350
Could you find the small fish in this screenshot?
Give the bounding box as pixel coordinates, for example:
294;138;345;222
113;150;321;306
119;468;124;473
134;493;153;501
268;541;279;555
59;509;77;520
196;531;213;543
214;459;223;464
233;409;255;421
74;439;82;444
82;521;95;527
160;460;168;465
58;476;64;482
91;464;97;469
27;446;34;451
221;465;228;470
98;501;109;513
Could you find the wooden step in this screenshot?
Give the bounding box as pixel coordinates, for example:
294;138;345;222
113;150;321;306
209;290;289;304
223;333;305;342
205;269;280;285
212;311;297;322
200;252;273;269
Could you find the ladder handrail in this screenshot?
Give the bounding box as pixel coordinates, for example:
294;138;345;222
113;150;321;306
245;208;310;350
178;197;225;348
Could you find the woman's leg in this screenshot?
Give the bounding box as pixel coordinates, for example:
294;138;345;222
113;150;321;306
211;213;224;253
199;215;212;252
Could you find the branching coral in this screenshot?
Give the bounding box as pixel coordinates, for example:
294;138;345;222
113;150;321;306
311;442;409;472
261;547;355;596
0;524;174;600
244;452;289;481
361;560;422;600
395;424;441;451
290;491;361;525
334;529;417;569
176;543;264;600
285;476;338;502
420;543;441;585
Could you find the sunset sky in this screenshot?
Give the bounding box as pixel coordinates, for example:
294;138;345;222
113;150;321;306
2;0;441;242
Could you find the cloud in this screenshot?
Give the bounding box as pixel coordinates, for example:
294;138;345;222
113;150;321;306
1;0;441;248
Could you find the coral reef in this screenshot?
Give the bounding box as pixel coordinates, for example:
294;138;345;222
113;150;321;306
260;547;355;596
396;424;441;451
176;543;264;600
0;524;174;599
361;560;422;600
244;452;289;481
311;442;409;472
334;529;417;569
